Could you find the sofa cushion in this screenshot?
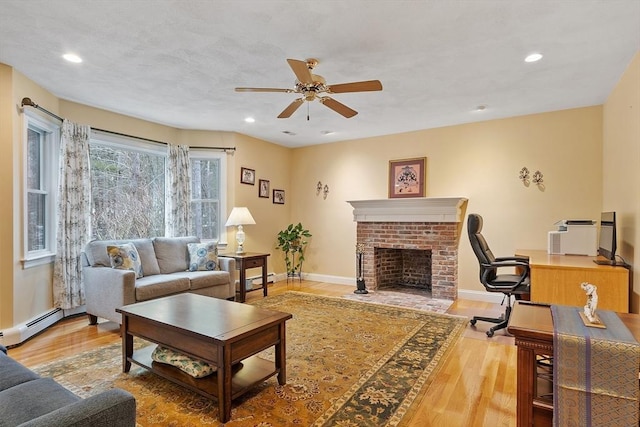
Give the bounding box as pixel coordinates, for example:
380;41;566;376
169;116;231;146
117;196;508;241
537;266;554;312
153;236;199;274
187;241;220;271
107;243;143;278
171;270;231;290
151;346;216;378
0;378;80;425
85;238;161;276
130;239;161;276
134;275;190;301
0;352;40;391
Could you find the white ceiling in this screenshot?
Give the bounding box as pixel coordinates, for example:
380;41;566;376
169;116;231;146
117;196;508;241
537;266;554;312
1;1;638;148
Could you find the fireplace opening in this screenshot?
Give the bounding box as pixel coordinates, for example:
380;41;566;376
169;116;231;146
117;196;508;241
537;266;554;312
375;248;432;292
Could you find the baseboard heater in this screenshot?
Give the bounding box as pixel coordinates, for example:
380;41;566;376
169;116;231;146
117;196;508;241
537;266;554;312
0;308;63;347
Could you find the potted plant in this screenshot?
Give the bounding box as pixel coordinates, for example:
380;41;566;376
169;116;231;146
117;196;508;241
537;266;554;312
276;223;312;279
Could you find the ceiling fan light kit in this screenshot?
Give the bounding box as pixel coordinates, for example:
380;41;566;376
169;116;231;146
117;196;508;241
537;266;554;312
235;58;383;120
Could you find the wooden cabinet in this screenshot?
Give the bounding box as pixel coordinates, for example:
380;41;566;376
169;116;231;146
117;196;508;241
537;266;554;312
507;302;640;426
516;249;630;312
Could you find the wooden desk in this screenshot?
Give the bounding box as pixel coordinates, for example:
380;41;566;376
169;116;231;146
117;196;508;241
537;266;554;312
219;252;270;303
507;301;640;427
516;249;630;312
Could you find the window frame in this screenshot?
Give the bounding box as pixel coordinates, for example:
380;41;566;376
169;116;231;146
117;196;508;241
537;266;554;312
89;130;168;240
22;110;60;268
189;149;228;246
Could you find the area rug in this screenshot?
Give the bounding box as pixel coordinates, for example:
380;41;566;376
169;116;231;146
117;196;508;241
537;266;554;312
32;292;466;426
343;286;454;314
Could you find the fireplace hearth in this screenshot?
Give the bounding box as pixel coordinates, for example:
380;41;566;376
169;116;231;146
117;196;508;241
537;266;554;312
347;197;468;300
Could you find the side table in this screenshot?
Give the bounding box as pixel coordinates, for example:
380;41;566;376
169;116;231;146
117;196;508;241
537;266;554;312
219;252;270;303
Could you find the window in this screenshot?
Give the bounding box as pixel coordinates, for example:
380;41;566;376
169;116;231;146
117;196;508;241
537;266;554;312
190;151;227;242
23;111;60;267
89;133;166;240
88;134;226;242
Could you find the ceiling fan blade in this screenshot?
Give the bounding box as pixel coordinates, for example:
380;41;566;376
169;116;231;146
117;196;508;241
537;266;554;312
327;80;383;93
277;98;304;118
287;59;314;85
320;97;358;118
235;87;294;93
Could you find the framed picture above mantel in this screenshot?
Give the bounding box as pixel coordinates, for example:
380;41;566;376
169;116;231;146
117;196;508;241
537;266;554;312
388;157;426;198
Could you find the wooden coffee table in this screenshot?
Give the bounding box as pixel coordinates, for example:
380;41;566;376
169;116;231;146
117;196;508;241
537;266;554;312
116;293;292;423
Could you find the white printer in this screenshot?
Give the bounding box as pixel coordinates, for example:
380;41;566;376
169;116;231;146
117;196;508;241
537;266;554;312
548;219;597;256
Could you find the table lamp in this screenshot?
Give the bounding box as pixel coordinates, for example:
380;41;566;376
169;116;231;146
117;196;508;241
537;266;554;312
225;207;256;254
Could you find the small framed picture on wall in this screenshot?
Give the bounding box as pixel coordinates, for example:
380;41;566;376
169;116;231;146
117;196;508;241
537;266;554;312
273;189;285;204
240;167;255;185
259;179;270;198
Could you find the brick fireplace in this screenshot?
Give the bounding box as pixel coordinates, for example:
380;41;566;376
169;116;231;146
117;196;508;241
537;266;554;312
348;197;468;300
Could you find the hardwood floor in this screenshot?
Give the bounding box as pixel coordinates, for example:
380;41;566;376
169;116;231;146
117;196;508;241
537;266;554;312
7;281;517;426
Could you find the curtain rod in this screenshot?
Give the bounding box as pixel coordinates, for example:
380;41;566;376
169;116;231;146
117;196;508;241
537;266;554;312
20;97;236;153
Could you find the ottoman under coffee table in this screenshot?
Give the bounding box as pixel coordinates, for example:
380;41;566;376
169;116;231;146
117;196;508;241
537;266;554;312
116;293;292;423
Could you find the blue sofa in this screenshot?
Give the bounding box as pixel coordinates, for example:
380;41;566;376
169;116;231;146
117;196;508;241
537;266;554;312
0;345;135;426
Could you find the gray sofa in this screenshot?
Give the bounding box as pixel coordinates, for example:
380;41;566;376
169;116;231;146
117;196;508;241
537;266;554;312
0;344;135;426
83;236;236;325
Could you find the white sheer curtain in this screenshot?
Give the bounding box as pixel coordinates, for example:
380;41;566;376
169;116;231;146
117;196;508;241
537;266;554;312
52;120;92;309
166;144;192;237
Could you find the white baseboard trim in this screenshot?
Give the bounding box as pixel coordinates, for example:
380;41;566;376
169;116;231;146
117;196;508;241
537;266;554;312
0;308;64;347
274;272;355;287
457;289;505;304
273;273;503;304
0;304;88;347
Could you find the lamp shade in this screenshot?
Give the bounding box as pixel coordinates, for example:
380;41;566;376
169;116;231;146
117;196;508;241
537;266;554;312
225;207;256;226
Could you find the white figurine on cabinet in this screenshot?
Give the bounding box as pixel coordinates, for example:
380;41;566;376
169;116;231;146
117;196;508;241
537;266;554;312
581;282;599;323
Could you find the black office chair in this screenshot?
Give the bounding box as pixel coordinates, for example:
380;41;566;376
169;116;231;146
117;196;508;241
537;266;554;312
467;213;531;337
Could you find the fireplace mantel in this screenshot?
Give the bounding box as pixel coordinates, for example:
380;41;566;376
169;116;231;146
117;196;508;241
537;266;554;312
347;197;468;223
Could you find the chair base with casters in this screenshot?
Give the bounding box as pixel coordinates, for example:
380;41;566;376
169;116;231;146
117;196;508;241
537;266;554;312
469;294;523;337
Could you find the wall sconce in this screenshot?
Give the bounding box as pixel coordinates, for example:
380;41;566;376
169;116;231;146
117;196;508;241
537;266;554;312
519;167;530;186
532;170;544;185
316;181;323;195
323;184;329;199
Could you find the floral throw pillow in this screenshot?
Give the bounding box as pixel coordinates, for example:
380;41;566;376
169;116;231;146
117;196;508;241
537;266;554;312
151;345;217;378
187;241;219;271
107;243;143;278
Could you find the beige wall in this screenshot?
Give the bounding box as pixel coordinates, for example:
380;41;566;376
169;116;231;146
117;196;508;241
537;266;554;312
6;69;60;329
2;51;638;333
291;107;604;294
0;64;13;328
603;51;640;312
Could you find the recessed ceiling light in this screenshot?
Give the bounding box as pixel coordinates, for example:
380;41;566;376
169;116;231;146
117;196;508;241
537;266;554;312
474;105;487;112
524;53;543;63
62;53;82;63
321;130;334;135
244;117;255;123
282;130;296;136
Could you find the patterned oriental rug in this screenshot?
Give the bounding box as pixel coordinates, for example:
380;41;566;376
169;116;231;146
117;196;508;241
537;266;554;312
32;292;466;426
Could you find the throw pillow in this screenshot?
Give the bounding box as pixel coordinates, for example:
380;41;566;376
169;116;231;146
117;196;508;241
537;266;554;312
107;243;143;278
151;345;217;378
187;241;220;271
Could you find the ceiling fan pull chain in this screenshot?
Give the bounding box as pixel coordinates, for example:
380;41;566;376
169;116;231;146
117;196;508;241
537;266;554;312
307;101;310;121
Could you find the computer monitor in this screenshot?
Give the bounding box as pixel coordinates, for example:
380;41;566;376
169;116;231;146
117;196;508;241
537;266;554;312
596;211;617;264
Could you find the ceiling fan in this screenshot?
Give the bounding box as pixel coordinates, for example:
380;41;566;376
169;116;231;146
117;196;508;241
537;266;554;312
235;58;382;119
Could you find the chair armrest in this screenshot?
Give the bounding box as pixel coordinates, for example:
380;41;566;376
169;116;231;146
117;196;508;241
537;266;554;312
84;267;136;324
484;260;530;270
18;389;136;427
494;255;529;263
481;261;530;291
